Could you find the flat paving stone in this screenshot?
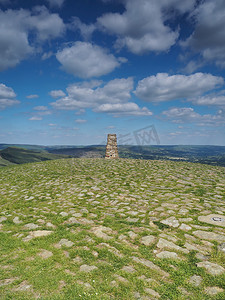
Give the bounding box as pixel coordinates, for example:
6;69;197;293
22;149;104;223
122;265;136;273
0;216;7;223
23;230;52;241
157;238;189;254
57;239;74;248
193;230;225;242
204;286;224;295
218;242;225;253
132;256;169;277
197;261;225;275
156;251;180;259
198;214;225;227
189;275;202;286
140;235;156;246
80;264;98;272
13;217;22;224
179;223;192;231
91;226;113;240
144;287;160;298
160;216;179;228
38;249;53;259
24;223;39;230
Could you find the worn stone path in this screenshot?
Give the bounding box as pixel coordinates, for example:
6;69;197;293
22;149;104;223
0;158;224;299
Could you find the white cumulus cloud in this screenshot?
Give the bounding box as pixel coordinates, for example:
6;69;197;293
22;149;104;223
162;107;225;125
50;77;152;116
192;93;225;107
71;17;96;40
56;42;124;78
0;6;65;71
97;0;195;54
135;73;224;102
182;0;225;67
0;83;20;110
94;102;152;116
26;94;39;99
34;106;48;111
49;90;66;98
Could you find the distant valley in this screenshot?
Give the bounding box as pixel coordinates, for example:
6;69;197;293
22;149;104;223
1;144;225;167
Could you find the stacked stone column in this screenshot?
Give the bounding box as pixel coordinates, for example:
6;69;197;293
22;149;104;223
105;134;119;159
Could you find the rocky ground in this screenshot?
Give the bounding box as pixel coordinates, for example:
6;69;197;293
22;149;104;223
0;158;225;299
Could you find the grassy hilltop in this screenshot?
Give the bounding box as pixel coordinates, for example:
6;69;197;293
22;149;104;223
0;158;225;299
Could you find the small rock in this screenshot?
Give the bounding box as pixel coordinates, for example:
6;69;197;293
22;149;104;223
126;217;139;223
46;222;56;228
193;230;225;242
179;223;192;231
218;242;225;253
31;230;52;237
92;251;99;257
72;213;82;217
161;216;179;228
140;235;156;246
0;216;7;223
127;231;138;239
80;264;98;273
133;292;141;299
0;277;17;286
144;287;160;298
73;256;83;264
24;223;39;230
91;226;113;240
58;280;66;289
23;230;52;241
195;253;208;260
110;280;118;287
157;238;189;254
132;256;169;277
38;249;53;259
37;219;45;224
60;212;68;217
57;239;74;248
14;281;32;291
122;265;136;273
13;217;22;224
156;251;179;259
198;214;225;227
189;275;202;286
66;217;79;224
197;261;225;275
127;210;139;216
204;287;224;295
114;274;128;283
184;242;199;252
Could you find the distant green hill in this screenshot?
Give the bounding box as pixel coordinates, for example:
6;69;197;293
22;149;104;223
0;147;70;165
1;144;225;167
0;144;46;151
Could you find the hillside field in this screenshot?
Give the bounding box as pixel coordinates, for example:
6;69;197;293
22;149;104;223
0;158;225;299
0;147;70;166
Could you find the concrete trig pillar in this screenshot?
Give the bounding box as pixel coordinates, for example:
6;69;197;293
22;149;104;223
105;134;119;159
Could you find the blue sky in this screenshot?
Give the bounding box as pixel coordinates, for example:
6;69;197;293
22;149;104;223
0;0;225;146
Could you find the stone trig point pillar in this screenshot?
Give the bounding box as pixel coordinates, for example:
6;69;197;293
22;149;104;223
105;134;119;159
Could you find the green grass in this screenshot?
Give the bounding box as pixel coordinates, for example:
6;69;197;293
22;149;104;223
0;158;225;299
